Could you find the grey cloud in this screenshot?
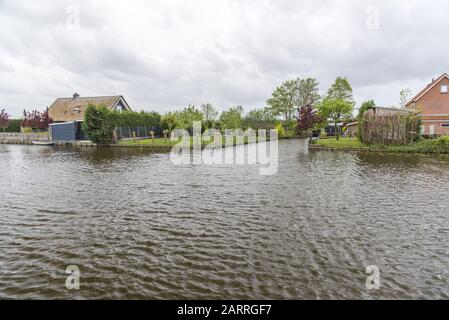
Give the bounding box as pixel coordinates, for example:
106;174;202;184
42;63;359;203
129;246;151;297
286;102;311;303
1;0;449;116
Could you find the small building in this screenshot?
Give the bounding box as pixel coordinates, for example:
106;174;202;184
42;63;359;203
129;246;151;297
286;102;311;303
48;93;131;142
345;121;359;137
406;73;449;135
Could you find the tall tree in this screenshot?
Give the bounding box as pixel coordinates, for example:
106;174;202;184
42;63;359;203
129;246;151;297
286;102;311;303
317;98;354;141
399;88;412;108
267;79;298;121
297;78;321;109
200;103;218;123
243;107;276;130
327;77;354;102
177;105;203;130
0;109;10;132
21;109;53;130
219;106;244;130
317;77;355;140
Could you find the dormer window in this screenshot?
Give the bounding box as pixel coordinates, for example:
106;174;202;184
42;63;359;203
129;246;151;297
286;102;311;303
441;85;448;94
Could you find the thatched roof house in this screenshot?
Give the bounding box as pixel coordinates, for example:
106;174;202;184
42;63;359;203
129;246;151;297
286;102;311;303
48;93;131;122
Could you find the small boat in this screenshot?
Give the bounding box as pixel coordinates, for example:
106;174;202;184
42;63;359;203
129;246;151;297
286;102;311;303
32;140;55;146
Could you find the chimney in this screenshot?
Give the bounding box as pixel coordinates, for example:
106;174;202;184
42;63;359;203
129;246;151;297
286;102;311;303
73;92;80;99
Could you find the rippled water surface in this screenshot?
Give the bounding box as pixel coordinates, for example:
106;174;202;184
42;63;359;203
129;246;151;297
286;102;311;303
1;140;449;299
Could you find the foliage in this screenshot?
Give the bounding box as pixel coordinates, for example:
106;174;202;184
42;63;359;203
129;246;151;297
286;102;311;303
161;112;179;133
387;136;449;154
275;123;285;138
4;119;21;132
360;109;421;145
326;77;355;102
317;77;355;140
219;106;244;130
357;100;376;121
200;103;218;128
83;104;114;144
243;107;276;130
297;78;321;109
267;79;298;121
317;98;354;140
267;77;321;122
356;100;376;141
0;109;10;131
399;88;412;108
177;105;203;130
315;136;449;154
21;109;53;130
297;105;322;132
110;110;161;128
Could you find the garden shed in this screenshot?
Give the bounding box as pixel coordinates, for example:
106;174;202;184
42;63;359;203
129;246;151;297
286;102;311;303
50;121;87;142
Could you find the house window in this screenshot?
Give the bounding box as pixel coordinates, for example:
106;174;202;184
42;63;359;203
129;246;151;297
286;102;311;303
441;124;449;127
441;85;448;94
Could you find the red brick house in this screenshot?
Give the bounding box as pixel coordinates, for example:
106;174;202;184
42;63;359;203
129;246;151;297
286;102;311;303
406;73;449;135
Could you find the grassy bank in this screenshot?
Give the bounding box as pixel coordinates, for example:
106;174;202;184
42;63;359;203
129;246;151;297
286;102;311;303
314;136;449;154
118;136;256;147
117;134;299;148
314;137;365;149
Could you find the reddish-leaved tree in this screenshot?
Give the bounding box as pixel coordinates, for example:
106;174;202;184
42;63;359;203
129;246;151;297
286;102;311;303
297;105;321;132
21;108;53;130
0;109;10;132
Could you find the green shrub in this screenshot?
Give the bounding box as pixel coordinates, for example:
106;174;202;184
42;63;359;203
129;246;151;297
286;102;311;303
275;123;285;138
387;135;449;154
83;104;114;144
5;119;21;132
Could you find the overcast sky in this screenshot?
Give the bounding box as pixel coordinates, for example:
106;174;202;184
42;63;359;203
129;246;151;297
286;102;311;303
0;0;448;117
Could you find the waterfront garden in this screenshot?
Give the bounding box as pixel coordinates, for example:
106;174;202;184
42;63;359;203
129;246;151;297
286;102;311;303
313;136;449;154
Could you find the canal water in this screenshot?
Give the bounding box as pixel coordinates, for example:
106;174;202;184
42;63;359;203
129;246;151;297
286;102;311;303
0;140;448;299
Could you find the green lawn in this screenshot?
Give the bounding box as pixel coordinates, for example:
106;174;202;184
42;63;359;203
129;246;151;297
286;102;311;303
315;137;366;148
117;136;254;147
118;137;176;147
314;136;449;154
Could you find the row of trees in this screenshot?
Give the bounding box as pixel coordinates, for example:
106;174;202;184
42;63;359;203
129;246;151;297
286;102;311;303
21;109;53;130
83;103;282;144
1;108;54;132
160;104;278;133
83;76;358;144
267;77;356;140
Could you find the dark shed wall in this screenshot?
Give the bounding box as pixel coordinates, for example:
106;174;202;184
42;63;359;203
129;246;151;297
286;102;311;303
50;122;77;141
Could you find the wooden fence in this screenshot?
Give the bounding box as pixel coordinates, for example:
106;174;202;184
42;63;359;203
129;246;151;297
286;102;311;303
360;108;420;145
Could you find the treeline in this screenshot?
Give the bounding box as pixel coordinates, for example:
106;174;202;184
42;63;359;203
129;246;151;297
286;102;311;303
0;108;54;132
83;103;284;144
82;76;362;143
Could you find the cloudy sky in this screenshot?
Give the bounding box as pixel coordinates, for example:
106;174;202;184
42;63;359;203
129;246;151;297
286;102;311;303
0;0;448;117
